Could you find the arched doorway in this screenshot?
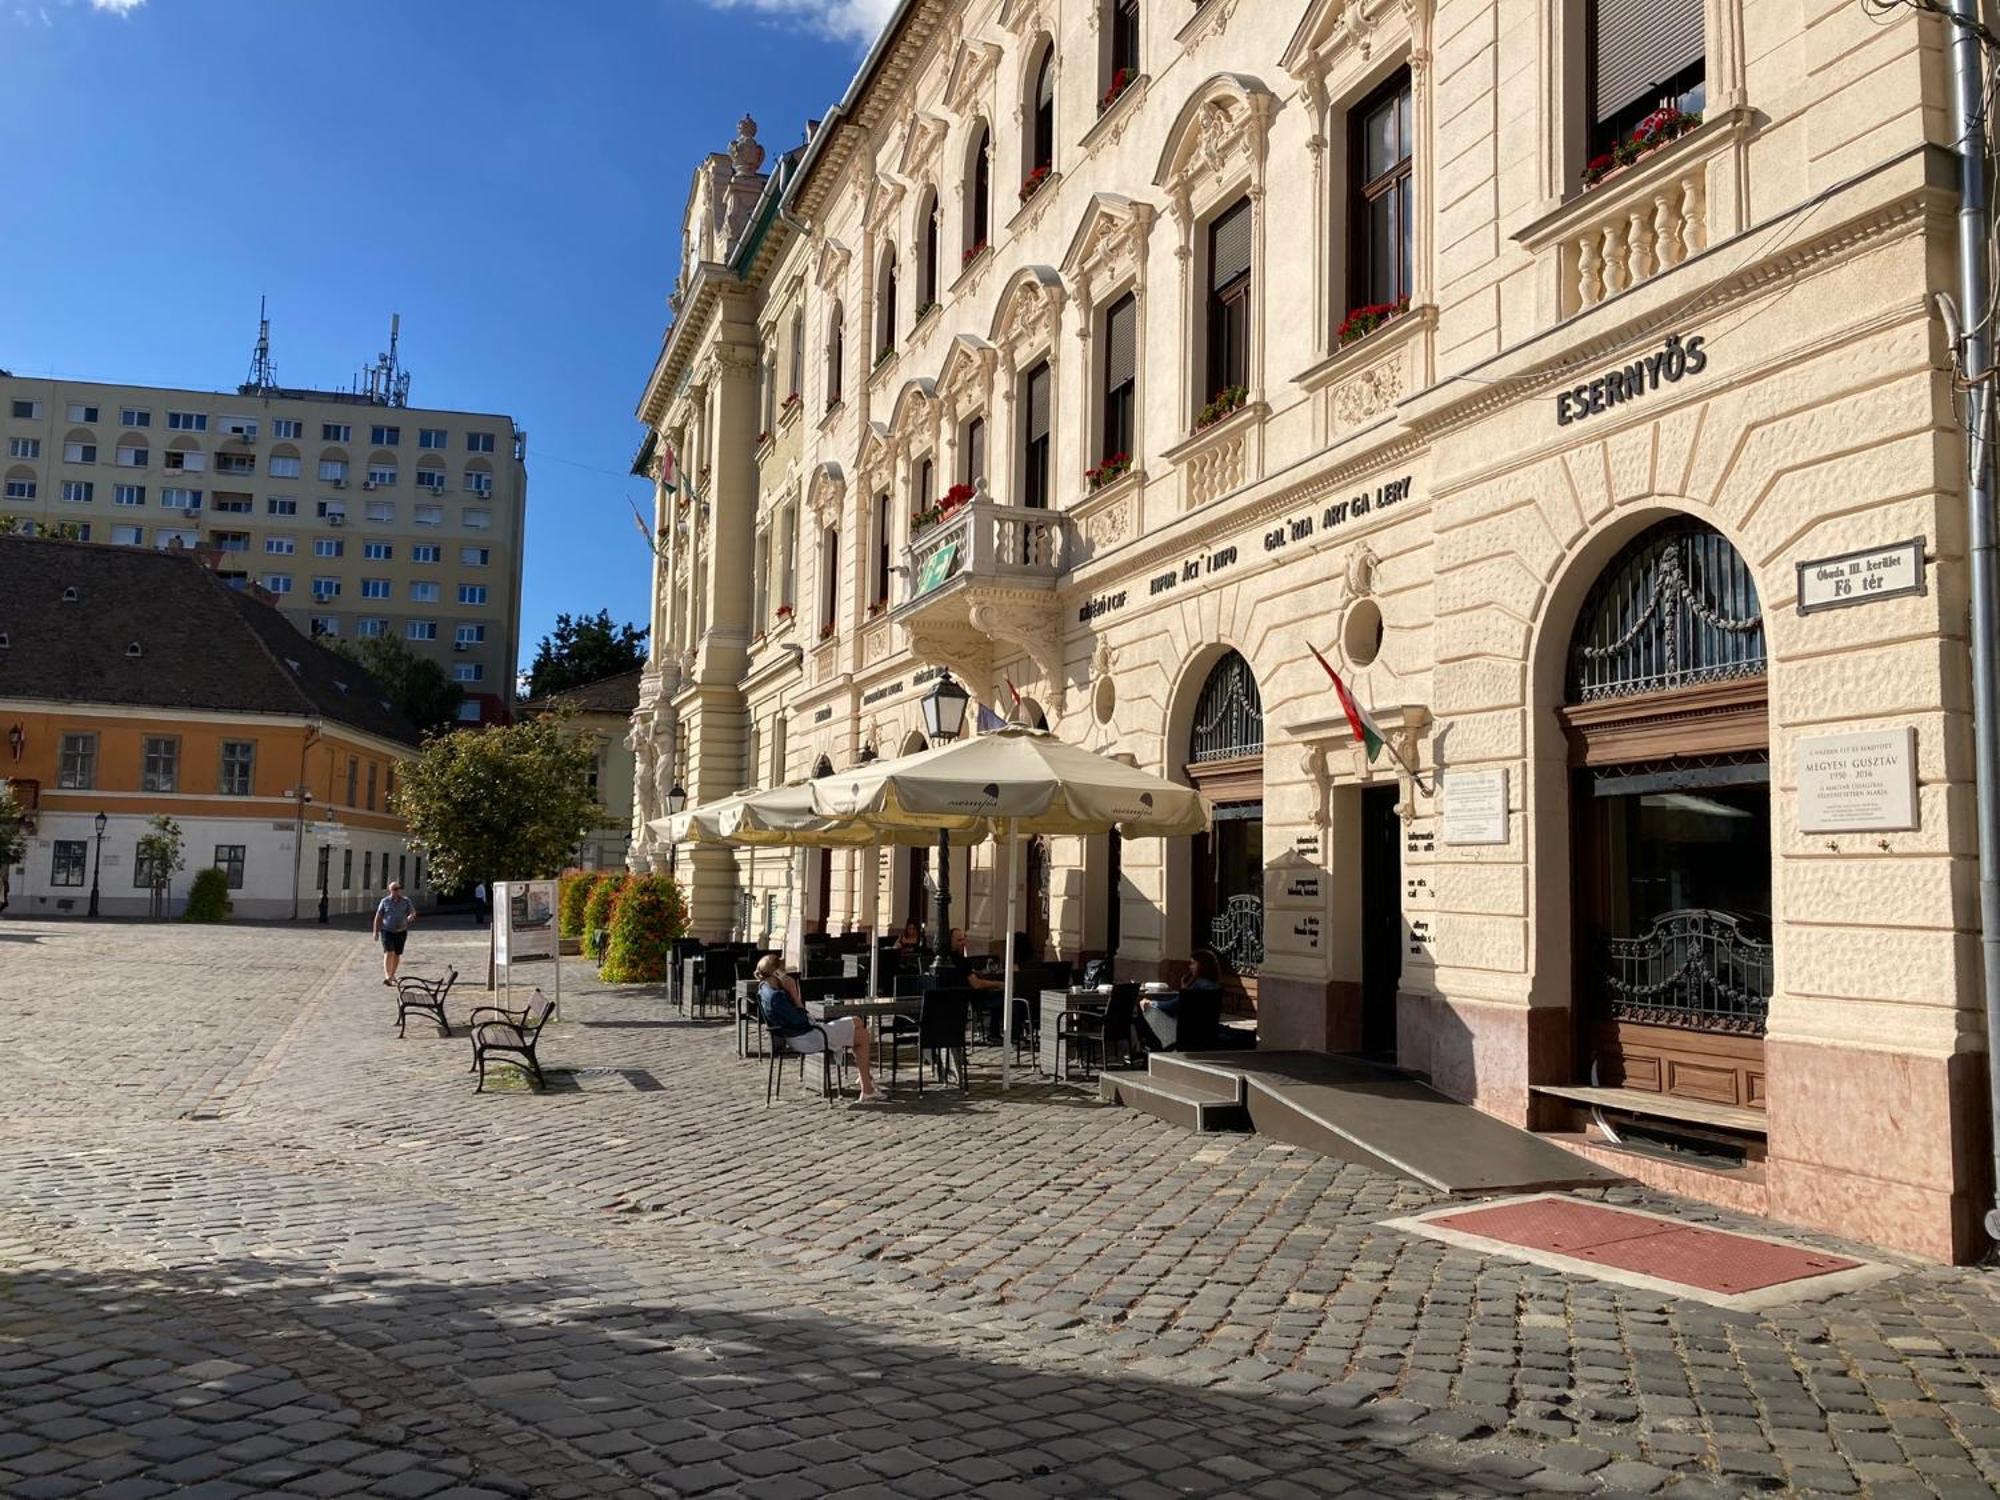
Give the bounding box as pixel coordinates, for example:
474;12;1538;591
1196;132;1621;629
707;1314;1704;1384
1017;701;1052;959
811;755;835;934
1185;649;1264;985
1559;517;1771;1120
896;732;929;928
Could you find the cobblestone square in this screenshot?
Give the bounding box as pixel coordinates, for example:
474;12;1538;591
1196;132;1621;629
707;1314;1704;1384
1;919;1997;1497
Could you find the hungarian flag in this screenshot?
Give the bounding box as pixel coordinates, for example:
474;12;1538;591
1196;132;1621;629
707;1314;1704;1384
1308;642;1384;762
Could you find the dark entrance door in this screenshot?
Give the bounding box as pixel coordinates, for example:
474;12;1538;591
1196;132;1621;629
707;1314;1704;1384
1024;835;1049;958
1359;784;1402;1057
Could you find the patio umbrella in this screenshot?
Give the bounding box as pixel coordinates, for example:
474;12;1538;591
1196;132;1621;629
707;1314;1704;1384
811;725;1209;1087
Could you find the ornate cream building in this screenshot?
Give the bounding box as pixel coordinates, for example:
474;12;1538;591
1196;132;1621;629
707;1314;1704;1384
628;1;1996;1261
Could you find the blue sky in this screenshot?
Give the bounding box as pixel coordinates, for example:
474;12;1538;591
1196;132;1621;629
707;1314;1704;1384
0;0;883;676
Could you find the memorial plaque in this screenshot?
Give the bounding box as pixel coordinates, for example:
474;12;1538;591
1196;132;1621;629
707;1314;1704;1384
1797;728;1918;832
1796;538;1925;614
1441;768;1509;845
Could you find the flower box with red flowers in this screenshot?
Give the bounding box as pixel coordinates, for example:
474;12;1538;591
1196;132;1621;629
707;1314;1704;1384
775;603;795;621
818;624;836;642
780;392;802;413
1194;385;1248;432
1085;453;1132;492
756;430;772;446
1017;164;1052;205
1335;296;1409;350
910;482;976;535
1581;107;1702;189
961;240;988;268
1099;68;1133;115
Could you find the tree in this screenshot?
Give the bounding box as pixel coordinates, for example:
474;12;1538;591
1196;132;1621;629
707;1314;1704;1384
600;874;685;982
559;870;603;939
331;633;464;736
394;715;599;890
525;610;648;699
582;874;627;957
135;815;185;919
0;779;26;915
183;867;232;923
0;518;86;540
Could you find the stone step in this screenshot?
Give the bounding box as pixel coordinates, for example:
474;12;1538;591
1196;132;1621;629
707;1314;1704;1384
1099;1072;1251;1134
1146;1053;1249;1104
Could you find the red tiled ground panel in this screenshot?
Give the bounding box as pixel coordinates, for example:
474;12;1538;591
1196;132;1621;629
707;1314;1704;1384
1430;1198;1860;1295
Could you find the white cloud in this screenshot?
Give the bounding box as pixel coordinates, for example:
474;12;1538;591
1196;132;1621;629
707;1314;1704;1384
87;0;145;11
699;0;896;48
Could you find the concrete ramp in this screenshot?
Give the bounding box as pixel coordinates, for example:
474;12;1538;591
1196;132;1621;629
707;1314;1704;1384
1106;1050;1622;1195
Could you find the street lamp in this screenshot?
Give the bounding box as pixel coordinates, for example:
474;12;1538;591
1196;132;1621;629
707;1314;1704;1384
88;810;106;918
666;782;686;877
6;722;22;761
920;672;971;972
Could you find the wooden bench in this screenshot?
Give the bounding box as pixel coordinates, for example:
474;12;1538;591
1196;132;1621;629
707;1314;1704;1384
470;996;555;1092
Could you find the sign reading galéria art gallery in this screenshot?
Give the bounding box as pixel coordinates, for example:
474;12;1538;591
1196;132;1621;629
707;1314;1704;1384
1797;728;1918;833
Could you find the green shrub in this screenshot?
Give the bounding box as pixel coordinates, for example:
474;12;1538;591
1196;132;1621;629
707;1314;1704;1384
582;873;628;959
559;870;601;938
182;867;233;924
599;874;686;983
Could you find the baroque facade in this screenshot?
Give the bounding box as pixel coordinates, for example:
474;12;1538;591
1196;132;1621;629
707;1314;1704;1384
629;0;1994;1261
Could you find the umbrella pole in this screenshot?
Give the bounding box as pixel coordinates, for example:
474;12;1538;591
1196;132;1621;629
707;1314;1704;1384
869;840;882;1002
1002;817;1018;1092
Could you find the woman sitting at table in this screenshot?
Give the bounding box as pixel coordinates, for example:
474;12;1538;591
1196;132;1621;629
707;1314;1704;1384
1138;950;1222;1051
894;920;924;953
754;953;881;1102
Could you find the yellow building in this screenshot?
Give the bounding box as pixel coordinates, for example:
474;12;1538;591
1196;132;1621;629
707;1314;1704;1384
0;534;423;919
1;357;526;723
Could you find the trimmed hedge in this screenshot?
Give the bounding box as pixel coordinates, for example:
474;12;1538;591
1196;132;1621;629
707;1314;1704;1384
559;869;602;939
182;866;232;924
582;873;628;959
599;874;686;983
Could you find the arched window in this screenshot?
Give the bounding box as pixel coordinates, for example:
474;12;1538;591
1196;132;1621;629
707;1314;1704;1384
788;309;804;399
1189;649;1263;764
1187;649;1264;976
1027;44;1055;181
877;248;899;359
826;302;845;408
1566;518;1765;702
966;124;991;258
919;191;940;308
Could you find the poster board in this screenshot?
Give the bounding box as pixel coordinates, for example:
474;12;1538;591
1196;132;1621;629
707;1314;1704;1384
493;878;561;1016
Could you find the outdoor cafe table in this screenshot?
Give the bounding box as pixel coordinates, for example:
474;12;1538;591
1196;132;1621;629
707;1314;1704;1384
800;996;921;1096
1039;988;1108;1081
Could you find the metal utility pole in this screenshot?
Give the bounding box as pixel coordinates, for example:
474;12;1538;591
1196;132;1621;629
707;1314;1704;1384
1941;0;2000;1242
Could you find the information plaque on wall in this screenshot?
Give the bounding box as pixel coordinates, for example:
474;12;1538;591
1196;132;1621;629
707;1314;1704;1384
1796;728;1918;833
1441;768;1509;845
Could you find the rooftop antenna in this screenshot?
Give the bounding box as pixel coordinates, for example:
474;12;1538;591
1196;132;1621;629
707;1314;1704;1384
363;312;412;407
243;296;278;395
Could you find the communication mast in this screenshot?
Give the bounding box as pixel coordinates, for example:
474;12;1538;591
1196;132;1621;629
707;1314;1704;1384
244;296;278;394
362;313;413;408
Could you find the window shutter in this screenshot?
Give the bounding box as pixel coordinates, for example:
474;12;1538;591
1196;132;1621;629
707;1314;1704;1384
1105;295;1137;390
1592;0;1703;125
1210;199;1252;291
1026;364;1052;442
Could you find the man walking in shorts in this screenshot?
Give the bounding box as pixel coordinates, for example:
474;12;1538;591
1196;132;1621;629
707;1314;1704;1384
373;880;417;986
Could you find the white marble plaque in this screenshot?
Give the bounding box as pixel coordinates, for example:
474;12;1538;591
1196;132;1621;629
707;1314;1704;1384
1441;768;1509;845
1797;728;1918;832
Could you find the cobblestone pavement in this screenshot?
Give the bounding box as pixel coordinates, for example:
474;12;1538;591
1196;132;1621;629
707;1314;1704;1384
0;919;1996;1498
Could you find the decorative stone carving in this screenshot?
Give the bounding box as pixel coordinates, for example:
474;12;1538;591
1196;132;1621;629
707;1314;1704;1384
1186;428;1246;508
937;335;996;420
897;112;949;182
1302;744;1331;829
1080;494;1132;550
1062;195;1156;310
813;236;852;296
943;39;1000;117
990;268;1066;365
967;595;1064;712
1333;357;1405;426
1343;543;1381;599
806;460;846;525
729;115;765;177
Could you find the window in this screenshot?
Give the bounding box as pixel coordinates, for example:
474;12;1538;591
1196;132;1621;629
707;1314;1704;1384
788;310;804;399
58;732;97;789
1206;196;1253;405
874;490;893;605
412;542;441;562
10;399;41;419
160;487;199;510
116;445;149;468
366;762;378;811
61;481;94;504
1021;360;1052;509
66;403;98;424
458;584;488;605
877;249;898;357
455;623;486;645
262;573;292;594
212;494;252;513
416;466;445;491
466;431;495;453
121;407;150;427
311;576;341;598
8;438;39;459
460;545;489;566
167;411;207;431
826;303;845;407
213;845;246;890
919;193;940;308
111;524;142;546
267;497;298;516
407;620;438;640
1108;0;1140;100
3;479;33;500
218;740;255;796
271;418;301;439
212;531;248;552
370;425;400;446
454;662;485;683
963;414;987;488
363;541;392;560
51;841;87;888
419;428;447;449
778;501;798;611
365;500;394;523
142;735;179;792
268;455;302;478
462;507;491;528
265;539;296;558
1587;0;1705;159
1350;70;1414;311
213;452;254;476
317;500;346;520
457;701;483;723
415;505;443;528
819;525;840;636
1029;44;1055;178
342;848;352;890
361;578;391;598
314;537;344;557
367;465;396;486
318;459;348;483
464;471;492;496
133;843;165;889
322;423;350;443
967;124;991;255
411;581;441;603
62;441;96;464
346;756;359;806
358;617;388;637
154;528;198;550
1101;292;1137;465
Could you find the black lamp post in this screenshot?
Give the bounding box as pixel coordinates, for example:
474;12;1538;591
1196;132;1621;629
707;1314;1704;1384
920;671;970;973
88;811;106;918
666;782;687;877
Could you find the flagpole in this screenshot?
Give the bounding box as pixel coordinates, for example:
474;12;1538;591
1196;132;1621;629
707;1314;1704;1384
1308;643;1431;796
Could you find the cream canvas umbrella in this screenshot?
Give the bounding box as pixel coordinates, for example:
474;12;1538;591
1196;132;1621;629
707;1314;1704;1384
812;721;1209;1087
